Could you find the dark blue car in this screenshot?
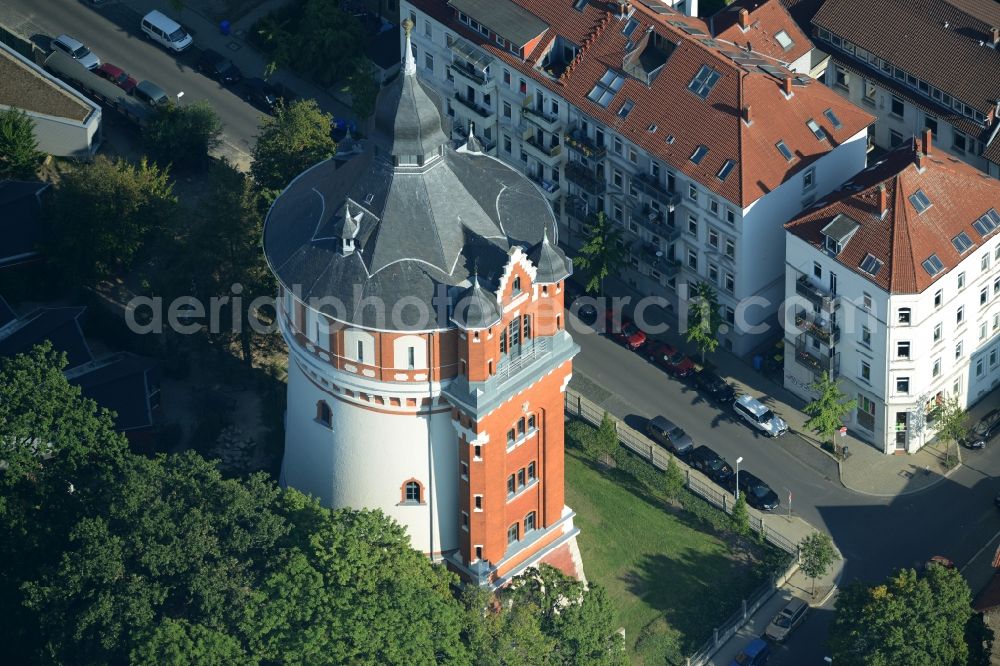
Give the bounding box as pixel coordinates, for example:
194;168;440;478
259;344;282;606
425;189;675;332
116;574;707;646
730;637;770;666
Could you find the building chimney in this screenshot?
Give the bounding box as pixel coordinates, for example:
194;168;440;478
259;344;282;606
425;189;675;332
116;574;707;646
916;151;926;171
878;183;888;216
921;127;933;156
743;104;752;124
993;27;999;45
782;76;792;95
738;8;750;29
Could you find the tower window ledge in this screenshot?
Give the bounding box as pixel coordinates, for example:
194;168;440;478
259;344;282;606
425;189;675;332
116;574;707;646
397;499;427;507
506;427;538;451
506;478;538;503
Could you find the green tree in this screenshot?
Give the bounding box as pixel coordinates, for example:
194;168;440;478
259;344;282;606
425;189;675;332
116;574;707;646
346;56;379;119
685;281;722;364
662;454;686;499
730;492;750;537
934;395;968;465
131;619;248;666
587;411;619;462
46;156;177;285
461;585;555;665
0;107;44;179
799;531;837;596
251;98;335;193
144;101;222;169
803;371;857;451
828;564;973;665
167;161;275;366
574;212;626;295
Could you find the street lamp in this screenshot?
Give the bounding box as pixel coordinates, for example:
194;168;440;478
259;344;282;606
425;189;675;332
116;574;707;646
735;456;743;500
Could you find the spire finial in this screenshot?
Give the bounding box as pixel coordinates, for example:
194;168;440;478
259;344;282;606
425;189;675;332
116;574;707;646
402;19;417;76
543;227;550;244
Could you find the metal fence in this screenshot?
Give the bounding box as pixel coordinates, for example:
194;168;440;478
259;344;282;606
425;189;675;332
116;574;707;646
564;387;805;665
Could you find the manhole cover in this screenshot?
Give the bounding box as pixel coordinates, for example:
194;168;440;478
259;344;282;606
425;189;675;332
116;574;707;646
226;41;242;52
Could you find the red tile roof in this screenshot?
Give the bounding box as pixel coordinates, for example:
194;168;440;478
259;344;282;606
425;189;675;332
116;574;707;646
785;138;1000;294
410;0;874;207
711;0;813;64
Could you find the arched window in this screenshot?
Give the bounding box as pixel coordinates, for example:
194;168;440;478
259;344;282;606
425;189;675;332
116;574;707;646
525;511;536;532
316;400;332;427
401;479;423;504
512;276;521;294
507;522;520;544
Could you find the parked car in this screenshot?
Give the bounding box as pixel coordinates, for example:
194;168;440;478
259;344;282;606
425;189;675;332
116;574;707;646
763;597;808;642
963;409;1000;450
134;80;169;107
141;10;193;52
605;310;646;350
691;368;736;404
646;342;695;377
733;394;788;437
96;62;137;94
645;416;694;458
735;471;780;511
241;77;296;112
688;445;734;484
195;49;242;84
730;637;770;666
51;34;100;70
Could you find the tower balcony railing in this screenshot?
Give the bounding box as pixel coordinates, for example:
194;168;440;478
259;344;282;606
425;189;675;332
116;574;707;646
794;338;840;378
563;128;606;159
795;274;840;313
565;161;606;195
794;308;840;346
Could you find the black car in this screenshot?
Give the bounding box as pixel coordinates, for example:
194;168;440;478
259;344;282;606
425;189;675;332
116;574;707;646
241;77;295;111
735;471;780;511
195;49;242;84
688;445;734;484
691;368;736;404
963;409;1000;450
645;416;694;458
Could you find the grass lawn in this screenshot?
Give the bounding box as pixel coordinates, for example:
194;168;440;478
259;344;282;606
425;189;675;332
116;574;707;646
565;450;770;664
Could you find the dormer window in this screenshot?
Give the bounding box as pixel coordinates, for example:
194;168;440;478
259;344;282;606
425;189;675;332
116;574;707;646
821;214;859;256
825;235;842;254
512;276;521;295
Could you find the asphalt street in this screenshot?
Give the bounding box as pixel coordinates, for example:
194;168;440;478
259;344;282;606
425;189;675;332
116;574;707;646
569;316;1000;663
2;0;265;160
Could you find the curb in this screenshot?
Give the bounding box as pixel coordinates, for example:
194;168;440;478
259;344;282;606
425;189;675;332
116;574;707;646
836;453;963;498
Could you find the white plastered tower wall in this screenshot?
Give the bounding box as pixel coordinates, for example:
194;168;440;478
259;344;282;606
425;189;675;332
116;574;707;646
279;306;459;557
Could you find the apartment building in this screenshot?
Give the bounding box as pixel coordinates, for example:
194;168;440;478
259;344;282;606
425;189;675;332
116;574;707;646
809;0;1000;179
784;131;1000;455
403;0;873;356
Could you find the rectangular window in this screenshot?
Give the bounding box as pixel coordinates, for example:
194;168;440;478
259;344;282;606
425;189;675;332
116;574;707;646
891;95;904;117
981;323;988;340
507;475;515;494
708;263;719;283
861;325;871;347
898;308;911;324
503;101;511;118
956;341;964;358
708;228;719;248
725;239;735;259
863;79;876;103
710;199;720;216
981;287;989;307
424;52;433;71
934;289;942;308
687;249;698;270
688;215;698;236
983;254;990;271
726;209;736;226
517;469;526;487
688;184;698;202
357;340;364;363
407;347;415;369
814;262;823;278
959;272;966;289
957;306;965;324
724;273;735;293
614;137;623;154
933;358;941;377
934;323;942;343
802;167;815;191
890;130;903;148
462;512;469;529
861;360;871;382
504;135;511;153
897;341;910;358
863;293;872;310
896;377;910;394
528;461;536;480
461;461;468;479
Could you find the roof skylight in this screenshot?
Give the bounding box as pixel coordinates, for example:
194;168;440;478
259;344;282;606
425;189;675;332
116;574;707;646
717;160;736;181
951;231;974;254
587;69;625;107
688;65;721;99
972;208;1000;236
922;254;944;277
775;30;794;50
909;189;932;214
690;145;708;164
618;99;634;117
806;119;826;141
823;108;842;129
775;140;794;161
623;17;640;37
859;254;883;276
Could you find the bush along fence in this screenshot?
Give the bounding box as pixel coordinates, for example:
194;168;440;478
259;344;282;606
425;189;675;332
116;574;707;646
564;388;805;666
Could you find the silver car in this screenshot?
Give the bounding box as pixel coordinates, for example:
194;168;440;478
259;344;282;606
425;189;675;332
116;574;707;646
764;597;808;642
51;34;100;71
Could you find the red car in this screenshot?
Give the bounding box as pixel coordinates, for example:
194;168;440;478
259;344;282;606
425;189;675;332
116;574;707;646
646;342;695;377
96;62;137;94
605;309;647;350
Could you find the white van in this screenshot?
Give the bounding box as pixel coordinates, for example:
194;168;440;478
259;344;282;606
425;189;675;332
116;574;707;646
734;394;788;437
141;10;193;52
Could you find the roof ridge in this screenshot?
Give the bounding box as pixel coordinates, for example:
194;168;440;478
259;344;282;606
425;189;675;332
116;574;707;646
888;175;916;293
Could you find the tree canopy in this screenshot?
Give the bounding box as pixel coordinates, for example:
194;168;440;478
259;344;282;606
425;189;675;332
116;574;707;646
45;156;177;285
144;101;223;170
799;532;836;595
828;564;977;665
803;371;857;443
251;98;336;193
0;107;44;179
575;211;626;295
685;281;722;364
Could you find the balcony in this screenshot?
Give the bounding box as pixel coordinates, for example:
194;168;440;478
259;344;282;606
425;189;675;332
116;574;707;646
794;308;840;345
563;128;606;159
637;242;680;275
449;61;490;88
794;339;840;378
634;173;680;209
524;135;564;165
632;203;679;240
453;93;495;121
528;171;561;202
795;274;840;313
565;161;606;195
565;194;590;224
522;104;562;133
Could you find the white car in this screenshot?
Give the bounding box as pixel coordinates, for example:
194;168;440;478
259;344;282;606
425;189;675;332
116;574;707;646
51;34;100;71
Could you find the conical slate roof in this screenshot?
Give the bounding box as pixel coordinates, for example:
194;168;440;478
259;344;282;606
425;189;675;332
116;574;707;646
262;23;558;331
527;230;572;284
450;275;502;330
